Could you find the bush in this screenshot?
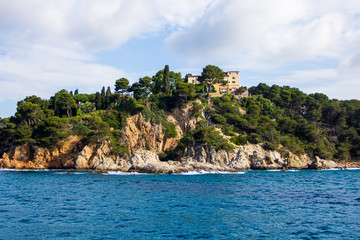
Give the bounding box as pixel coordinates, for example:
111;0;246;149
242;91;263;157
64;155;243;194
179;126;234;151
72;123;91;137
108;130;128;157
192;104;203;118
230;135;248;146
163;122;177;138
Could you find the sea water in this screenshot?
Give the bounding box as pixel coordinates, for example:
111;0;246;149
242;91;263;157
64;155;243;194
0;169;359;239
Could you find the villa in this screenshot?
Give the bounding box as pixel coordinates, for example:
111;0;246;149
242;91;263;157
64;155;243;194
186;71;249;97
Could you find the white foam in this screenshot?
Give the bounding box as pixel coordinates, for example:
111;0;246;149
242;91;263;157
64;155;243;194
0;168;16;171
105;171;147;175
344;167;360;170
179;170;246;175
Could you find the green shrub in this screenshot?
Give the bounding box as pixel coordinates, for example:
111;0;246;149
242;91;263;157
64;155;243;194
163;122;177;138
72;123;91;137
230;135;248;146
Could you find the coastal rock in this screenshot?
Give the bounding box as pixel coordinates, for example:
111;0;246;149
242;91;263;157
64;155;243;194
75;145;94;169
310;156;344;169
128;149;176;173
287;153;311;169
0;153;11;168
122;113;180;155
229;149;251;170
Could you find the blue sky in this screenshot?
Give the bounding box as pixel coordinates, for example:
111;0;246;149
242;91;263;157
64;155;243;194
1;0;360;117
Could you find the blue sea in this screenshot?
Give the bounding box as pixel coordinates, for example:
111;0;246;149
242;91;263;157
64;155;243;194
0;169;359;239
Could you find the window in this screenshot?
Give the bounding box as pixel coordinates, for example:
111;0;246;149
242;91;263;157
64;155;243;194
232;88;236;91
220;88;228;92
242;93;248;97
232;81;235;83
192;80;195;83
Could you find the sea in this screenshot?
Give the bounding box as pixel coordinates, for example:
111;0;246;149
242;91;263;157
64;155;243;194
0;169;359;239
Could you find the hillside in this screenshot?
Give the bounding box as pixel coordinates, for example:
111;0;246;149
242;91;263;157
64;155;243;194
0;65;359;171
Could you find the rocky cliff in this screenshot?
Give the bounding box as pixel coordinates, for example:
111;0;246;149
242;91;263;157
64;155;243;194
0;103;347;172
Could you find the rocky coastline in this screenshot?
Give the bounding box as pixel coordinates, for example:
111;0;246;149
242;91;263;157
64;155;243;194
1;107;358;173
0;139;354;173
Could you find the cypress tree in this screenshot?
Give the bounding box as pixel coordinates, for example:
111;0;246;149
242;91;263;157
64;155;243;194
106;87;112;106
162;65;170;94
95;92;102;110
101;87;106;109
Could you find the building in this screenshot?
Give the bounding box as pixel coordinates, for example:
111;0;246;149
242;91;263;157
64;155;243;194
186;71;240;95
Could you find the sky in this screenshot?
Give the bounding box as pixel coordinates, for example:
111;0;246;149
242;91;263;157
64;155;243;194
0;0;360;117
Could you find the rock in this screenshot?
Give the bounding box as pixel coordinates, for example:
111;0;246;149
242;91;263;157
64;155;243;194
11;143;32;161
229;149;251;170
287;153;311;169
310;156;344;169
0;153;11;168
128;149;176;173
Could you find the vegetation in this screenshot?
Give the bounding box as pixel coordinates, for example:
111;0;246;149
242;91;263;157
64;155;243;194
1;65;360;162
199;65;226;99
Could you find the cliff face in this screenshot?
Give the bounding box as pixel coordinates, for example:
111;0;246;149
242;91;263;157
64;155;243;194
0;103;346;172
0;103;200;171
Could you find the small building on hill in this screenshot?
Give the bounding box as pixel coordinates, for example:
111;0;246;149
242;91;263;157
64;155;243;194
186;70;243;95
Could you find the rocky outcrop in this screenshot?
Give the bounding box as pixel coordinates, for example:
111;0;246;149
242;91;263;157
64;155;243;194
128;149;178;173
174;143;344;172
309;156;345;170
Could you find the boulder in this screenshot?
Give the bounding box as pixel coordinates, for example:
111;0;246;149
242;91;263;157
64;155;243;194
128;149;176;173
310;156;344;169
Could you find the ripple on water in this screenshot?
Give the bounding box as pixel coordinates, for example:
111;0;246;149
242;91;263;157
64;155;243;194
0;169;359;239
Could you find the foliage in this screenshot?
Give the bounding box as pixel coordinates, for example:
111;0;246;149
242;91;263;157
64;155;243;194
115;78;130;96
163;122;177;138
230;135;248;146
52;89;77;118
2;66;360;162
179;126;234;151
200;65;226;99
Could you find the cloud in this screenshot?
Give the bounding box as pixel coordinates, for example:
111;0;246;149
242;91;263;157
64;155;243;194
0;0;211;51
166;0;360;99
0;0;210;110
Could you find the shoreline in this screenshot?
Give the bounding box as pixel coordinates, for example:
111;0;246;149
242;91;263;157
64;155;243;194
1;167;359;174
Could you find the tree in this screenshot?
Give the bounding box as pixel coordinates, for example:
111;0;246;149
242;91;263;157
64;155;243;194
175;82;195;101
129;77;152;101
115;78;130;96
162;65;170;93
101;86;106;109
53;89;77;117
199;65;226;99
15;101;45;125
95;92;102;110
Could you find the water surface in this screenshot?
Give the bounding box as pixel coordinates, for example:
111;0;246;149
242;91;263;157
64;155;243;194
0;169;359;239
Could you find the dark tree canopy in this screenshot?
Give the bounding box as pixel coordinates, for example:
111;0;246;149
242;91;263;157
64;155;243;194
53;89;77;118
115;78;130;96
200;65;226;99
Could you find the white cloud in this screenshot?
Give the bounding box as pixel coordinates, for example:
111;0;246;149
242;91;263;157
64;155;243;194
0;0;210;109
166;0;360;99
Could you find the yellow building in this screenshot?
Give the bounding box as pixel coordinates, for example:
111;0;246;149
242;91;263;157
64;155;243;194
186;71;240;94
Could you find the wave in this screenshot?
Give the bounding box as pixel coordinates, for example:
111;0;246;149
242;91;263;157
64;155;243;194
179;170;246;175
344;167;360;171
55;171;87;175
105;171;148;175
0;168;50;172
